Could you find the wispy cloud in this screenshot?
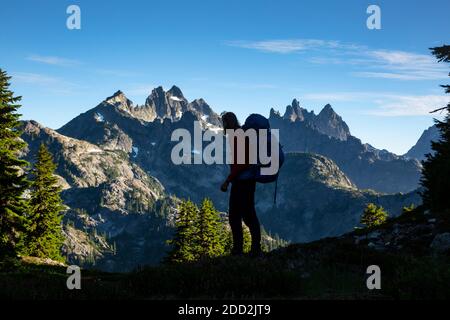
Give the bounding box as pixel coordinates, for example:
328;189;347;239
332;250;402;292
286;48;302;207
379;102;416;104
11;72;79;95
26;54;80;67
12;72;61;84
225;39;362;54
303;91;448;117
354;50;448;80
227;38;448;81
367;94;449;117
315;49;448;81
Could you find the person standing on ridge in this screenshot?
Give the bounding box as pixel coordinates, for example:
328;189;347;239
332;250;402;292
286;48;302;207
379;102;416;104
220;112;262;257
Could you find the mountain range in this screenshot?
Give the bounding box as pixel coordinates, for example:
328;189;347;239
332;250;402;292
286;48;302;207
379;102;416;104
269;100;422;193
20;85;435;271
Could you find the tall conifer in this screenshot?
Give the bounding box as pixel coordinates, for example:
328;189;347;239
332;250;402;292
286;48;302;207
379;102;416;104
25;144;65;261
0;69;29;258
421;45;450;212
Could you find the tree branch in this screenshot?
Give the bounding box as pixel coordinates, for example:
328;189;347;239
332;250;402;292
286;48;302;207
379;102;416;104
430;106;448;113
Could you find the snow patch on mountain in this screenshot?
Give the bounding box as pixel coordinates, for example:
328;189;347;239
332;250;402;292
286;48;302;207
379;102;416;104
132;146;139;158
169;96;183;102
94;112;105;122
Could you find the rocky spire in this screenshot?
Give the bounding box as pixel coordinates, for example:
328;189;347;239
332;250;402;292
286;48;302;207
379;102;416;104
269;108;281;119
167;85;185;100
315;104;350;141
283;99;304;122
104;90;133;111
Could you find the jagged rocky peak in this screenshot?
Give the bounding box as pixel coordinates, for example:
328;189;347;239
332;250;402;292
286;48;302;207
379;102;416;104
23;119;44;134
283;105;296;121
136;86;169;122
269;108;281;119
404;124;441;161
270;99;351;141
165;85;189;120
141;85;189;121
291;98;301;110
283;99;306;122
145;86;168;107
167;85;186;101
189;98;212;115
319;103;336;116
190;98;222;127
315;104;351;141
104;90;133;111
67;84;222;127
138;85;221;125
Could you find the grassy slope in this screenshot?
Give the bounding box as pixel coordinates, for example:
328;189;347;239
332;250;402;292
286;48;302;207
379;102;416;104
1;209;449;300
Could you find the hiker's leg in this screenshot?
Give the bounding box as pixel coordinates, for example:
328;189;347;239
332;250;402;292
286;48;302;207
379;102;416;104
242;180;261;253
229;181;243;254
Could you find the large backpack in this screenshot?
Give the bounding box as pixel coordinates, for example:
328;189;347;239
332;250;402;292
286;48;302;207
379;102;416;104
237;114;285;203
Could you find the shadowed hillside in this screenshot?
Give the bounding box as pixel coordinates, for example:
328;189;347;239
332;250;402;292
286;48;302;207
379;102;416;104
2;207;449;300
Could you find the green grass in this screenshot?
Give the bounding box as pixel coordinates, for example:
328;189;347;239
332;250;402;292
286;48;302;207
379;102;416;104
1;241;449;300
1;206;448;300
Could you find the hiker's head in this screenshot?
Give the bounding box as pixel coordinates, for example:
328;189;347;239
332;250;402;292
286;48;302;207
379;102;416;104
221;112;240;130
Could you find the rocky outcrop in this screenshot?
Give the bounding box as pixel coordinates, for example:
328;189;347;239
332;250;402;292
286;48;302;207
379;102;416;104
128;85;222;125
105;90;134;112
404;125;441;161
315;104;350;141
280;100;350;141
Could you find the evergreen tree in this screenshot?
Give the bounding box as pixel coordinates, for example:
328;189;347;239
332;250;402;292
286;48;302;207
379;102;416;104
421;45;450;212
242;226;252;253
223;225;252;254
360;203;388;228
0;69;29;259
167;198;270;262
166;200;200;263
25;144;65;261
197;198;225;258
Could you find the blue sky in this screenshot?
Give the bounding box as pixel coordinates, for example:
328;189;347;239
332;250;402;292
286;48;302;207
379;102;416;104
1;0;449;154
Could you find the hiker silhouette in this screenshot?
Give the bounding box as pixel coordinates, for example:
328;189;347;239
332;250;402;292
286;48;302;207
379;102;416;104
221;112;262;257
